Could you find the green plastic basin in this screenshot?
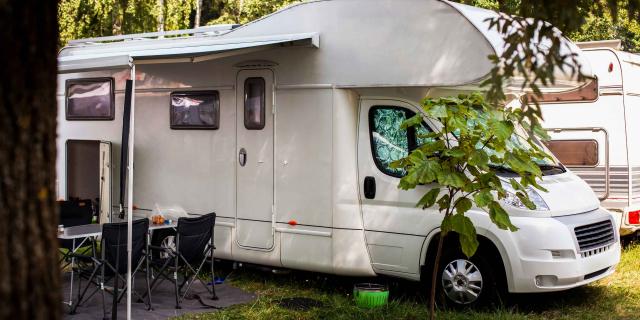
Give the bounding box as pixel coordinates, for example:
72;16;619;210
353;283;388;308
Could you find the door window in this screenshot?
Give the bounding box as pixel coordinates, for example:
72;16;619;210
369;106;432;177
244;77;266;130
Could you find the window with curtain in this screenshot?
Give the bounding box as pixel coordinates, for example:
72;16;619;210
170;91;220;129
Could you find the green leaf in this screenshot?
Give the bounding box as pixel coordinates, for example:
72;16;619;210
437;194;451;211
437;171;467;188
509;178;525;192
468;150;489;166
412;158;440;185
417;188;440;209
505;153;541;175
490;120;514;140
515;191;536;210
426;103;447;118
400;114;423;130
443;147;465;158
449;214;479;258
455;197;473;215
474;190;493;207
488;202;518;231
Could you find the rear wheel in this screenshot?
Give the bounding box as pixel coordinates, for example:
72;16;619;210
150;228;176;259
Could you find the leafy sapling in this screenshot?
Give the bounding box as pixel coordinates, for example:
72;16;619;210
390;92;554;318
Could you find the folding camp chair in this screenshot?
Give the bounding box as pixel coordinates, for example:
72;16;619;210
148;212;217;309
58;200;95;268
69;219;152;317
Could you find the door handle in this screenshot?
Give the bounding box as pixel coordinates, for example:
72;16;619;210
364;176;376;199
239;148;247;167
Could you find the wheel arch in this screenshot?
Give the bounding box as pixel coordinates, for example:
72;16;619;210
419;228;513;291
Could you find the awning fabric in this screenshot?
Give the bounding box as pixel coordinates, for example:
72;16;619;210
58;32;319;73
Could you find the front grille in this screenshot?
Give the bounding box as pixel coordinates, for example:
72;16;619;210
581;244;612;258
574;219;615;252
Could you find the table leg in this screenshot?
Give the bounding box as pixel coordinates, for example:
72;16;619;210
68;238;75;306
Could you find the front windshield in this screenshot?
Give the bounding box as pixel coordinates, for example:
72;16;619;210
484;124;565;175
445;109;564;175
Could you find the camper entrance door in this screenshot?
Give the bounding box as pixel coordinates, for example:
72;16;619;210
66;139;112;223
235;69;275;250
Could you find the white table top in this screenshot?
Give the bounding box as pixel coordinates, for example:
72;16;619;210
57;220;177;240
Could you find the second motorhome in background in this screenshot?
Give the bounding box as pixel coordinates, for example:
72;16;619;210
541;39;640;236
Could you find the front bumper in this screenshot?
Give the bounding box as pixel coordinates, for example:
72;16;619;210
499;208;621;293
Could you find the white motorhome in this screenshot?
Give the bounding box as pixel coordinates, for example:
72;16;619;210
540;39;640;236
56;0;620;306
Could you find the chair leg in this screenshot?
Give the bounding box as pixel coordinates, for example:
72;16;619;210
101;274;107;320
144;258;172;300
179;253;213;301
70;266;100;314
174;255;181;309
146;253;153;310
210;246;217;300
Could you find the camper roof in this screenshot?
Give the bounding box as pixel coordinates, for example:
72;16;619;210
59;0;592;92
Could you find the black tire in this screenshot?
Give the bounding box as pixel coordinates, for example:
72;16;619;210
150;228;176;259
435;246;501;309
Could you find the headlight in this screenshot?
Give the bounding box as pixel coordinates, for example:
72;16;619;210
502;186;549;211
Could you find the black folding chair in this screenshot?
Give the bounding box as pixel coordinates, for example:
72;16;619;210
69;219;152;317
58;200;95;268
148;212;217;309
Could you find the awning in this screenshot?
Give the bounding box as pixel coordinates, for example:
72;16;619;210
58;32;319;73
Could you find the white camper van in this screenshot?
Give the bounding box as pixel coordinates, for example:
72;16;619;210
540;39;640;236
56;0;620;306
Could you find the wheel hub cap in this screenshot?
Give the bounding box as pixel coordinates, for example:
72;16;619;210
441;259;483;304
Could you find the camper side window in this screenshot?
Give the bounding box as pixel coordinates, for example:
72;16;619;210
170;91;220;129
544;140;598;166
65;78;115;120
244;77;265;130
369;106;432;177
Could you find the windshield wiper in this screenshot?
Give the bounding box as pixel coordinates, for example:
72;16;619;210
488;164;517;175
537;164;566;175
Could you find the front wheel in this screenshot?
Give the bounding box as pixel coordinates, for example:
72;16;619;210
436;248;501;309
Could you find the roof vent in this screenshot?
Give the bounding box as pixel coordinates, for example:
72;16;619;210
577;40;623;51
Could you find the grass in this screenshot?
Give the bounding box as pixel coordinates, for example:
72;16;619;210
175;240;640;320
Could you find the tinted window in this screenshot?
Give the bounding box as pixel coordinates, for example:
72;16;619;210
544;140;598;166
369;106;432;177
170;91;220;129
244;77;265;130
66;78;114;120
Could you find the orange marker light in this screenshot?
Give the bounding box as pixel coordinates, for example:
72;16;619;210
288;220;297;226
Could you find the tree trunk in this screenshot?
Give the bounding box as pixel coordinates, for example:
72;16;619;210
195;0;203;28
430;232;445;320
113;0;129;35
0;1;61;320
157;0;165;32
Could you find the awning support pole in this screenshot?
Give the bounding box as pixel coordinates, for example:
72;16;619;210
126;63;136;320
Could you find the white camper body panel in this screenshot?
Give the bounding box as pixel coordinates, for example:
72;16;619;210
57;0;619;294
541;45;640;234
